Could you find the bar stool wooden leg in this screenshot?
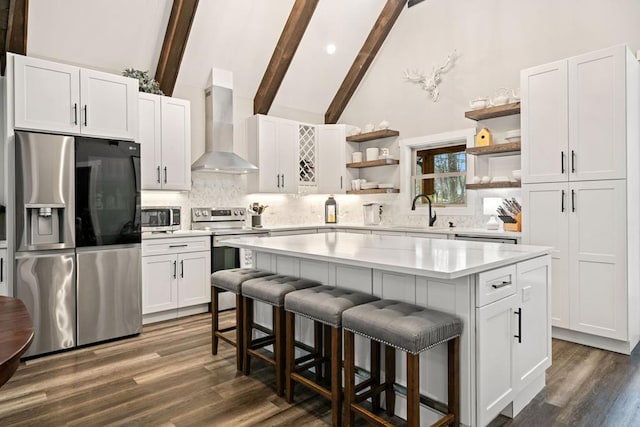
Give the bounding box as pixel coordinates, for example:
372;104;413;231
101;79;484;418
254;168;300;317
371;340;381;411
385;345;396;417
330;326;342;427
211;287;219;355
314;321;323;383
323;323;332;381
448;337;460;427
242;296;253;375
275;306;286;396
285;311;296;403
406;353;420;427
343;329;355;427
235;294;244;371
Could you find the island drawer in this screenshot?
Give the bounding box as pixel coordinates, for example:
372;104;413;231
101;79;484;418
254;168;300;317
142;236;210;256
476;265;517;307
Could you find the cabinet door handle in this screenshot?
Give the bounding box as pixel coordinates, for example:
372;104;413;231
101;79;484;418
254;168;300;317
276;174;280;188
169;244;188;248
561;190;565;212
157;166;161;183
571;189;576;212
491;280;512;289
180;260;184;278
340;176;343;189
1;257;3;283
164;167;168;184
514;308;522;343
83;105;87;126
561;151;565;174
173;260;177;279
73;103;78;125
281;174;285;187
571;150;576;173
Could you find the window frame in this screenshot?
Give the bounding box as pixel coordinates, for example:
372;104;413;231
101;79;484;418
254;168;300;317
399;128;477;216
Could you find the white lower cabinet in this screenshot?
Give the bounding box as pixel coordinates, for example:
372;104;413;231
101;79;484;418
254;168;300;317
523;179;631;347
142;236;211;323
476;258;551;426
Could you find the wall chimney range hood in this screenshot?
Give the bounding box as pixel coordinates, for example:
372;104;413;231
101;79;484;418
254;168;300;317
191;70;258;174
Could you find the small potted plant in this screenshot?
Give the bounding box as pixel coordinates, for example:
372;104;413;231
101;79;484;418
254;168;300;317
122;68;164;95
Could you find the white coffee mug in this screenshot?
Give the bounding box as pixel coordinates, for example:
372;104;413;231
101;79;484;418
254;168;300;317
352;179;361;191
366;147;379;161
352;151;363;163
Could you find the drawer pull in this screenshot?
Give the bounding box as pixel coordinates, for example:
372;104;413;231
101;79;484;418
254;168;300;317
491;280;512;289
169;244;189;248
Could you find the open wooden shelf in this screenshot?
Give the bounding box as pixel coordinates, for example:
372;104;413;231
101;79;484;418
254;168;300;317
466;142;521;156
346;188;400;195
346;159;399;168
465;102;520;121
466;182;521;190
346;129;400;142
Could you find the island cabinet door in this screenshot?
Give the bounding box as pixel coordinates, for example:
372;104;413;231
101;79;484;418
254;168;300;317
514;256;552;400
142;254;178;314
476;293;517;427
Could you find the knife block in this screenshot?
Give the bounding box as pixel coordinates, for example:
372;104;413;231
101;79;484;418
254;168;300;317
503;212;522;232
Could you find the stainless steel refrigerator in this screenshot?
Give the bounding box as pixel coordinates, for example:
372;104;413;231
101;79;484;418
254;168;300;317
15;131;142;357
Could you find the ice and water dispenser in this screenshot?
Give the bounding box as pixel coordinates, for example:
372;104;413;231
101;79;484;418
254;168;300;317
15;132;75;251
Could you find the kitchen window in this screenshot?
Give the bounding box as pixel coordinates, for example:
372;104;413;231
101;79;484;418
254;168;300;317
399;128;476;215
414;144;467;206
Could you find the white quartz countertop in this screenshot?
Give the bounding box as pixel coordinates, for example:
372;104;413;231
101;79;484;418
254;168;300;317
142;224;521;240
142;230;213;240
221;232;550;280
266;224;521;239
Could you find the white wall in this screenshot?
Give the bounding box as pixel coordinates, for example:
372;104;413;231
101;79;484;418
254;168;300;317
149;0;640;229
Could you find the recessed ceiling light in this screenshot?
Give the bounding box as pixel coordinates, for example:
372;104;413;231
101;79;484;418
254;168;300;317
325;44;336;55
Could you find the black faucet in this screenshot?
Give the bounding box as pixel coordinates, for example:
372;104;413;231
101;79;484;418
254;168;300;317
411;193;437;226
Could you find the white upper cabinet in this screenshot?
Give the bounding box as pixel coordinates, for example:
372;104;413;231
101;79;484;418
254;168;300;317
138;93;191;191
13;55;81;134
521;45;631;184
247;114;299;193
79;68;138;140
12;54;138;140
317;124;347;194
521;60;568;184
568;47;627;181
160;97;191;190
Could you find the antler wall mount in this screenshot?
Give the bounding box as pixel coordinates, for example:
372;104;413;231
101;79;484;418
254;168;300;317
403;49;458;102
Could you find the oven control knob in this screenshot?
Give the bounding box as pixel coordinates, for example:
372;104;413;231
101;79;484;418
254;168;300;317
195;210;201;217
234;210;240;216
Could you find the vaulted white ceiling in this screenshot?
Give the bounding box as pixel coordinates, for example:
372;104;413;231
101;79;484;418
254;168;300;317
27;0;387;116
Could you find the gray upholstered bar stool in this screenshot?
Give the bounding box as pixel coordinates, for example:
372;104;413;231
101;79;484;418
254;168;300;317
284;286;380;427
210;268;272;371
342;300;463;427
241;274;321;396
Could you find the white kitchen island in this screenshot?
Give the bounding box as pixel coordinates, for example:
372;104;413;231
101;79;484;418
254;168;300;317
221;232;553;427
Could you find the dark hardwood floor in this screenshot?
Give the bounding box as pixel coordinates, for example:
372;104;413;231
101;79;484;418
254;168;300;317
1;313;639;426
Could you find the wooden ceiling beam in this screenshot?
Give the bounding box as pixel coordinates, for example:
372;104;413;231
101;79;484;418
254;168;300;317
253;0;319;115
324;0;406;124
1;0;28;75
155;0;198;96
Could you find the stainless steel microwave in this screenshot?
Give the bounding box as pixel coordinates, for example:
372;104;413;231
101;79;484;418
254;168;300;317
141;206;181;232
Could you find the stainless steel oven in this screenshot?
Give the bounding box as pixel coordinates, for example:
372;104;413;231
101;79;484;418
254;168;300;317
192;207;269;309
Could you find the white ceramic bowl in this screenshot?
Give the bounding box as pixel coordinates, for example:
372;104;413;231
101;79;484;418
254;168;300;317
505;136;520;142
505;129;521;138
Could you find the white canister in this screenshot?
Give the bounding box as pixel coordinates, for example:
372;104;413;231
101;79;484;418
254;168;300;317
366;147;379;161
352;151;363;163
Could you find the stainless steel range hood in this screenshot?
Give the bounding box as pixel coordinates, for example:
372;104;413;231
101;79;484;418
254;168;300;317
191;81;258;174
